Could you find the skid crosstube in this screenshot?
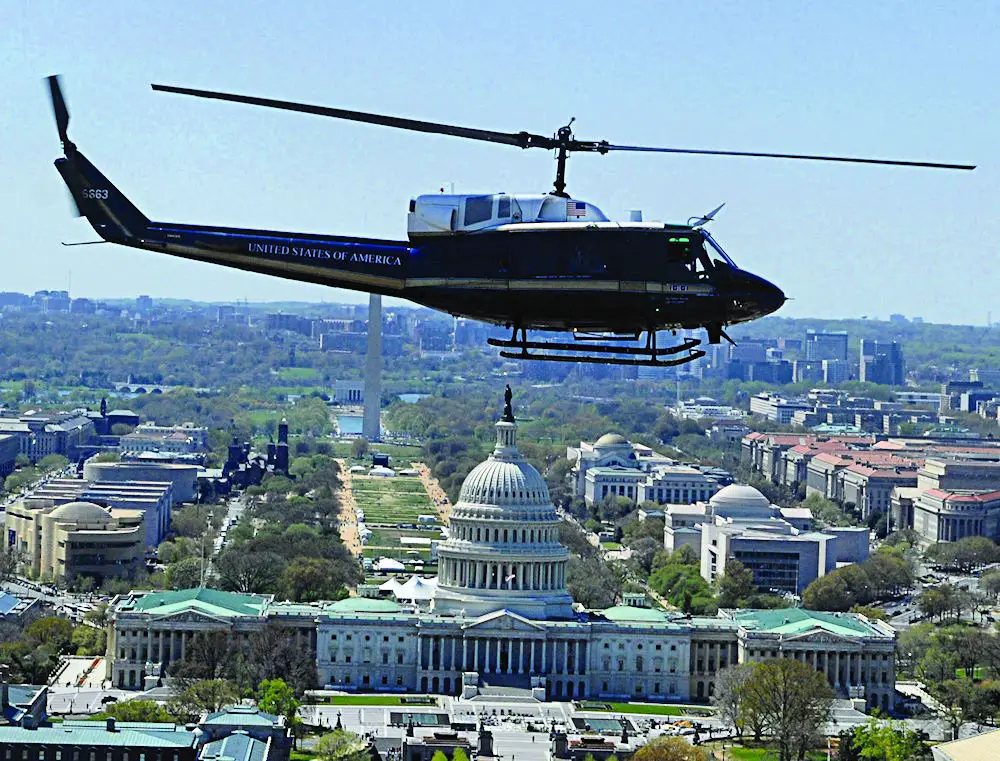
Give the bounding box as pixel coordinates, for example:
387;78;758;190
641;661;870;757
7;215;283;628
488;336;701;356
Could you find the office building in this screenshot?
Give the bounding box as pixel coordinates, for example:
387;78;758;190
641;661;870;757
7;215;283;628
805;330;848;362
860;340;905;386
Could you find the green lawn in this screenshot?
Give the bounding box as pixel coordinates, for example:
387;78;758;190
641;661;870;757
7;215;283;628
601;541;623;550
352;476;435;524
705;743;827;761
274;367;322;382
957;667;986;680
331;441;424;461
309;695;427;705
367;528;442;547
362;546;435;562
587;702;714;717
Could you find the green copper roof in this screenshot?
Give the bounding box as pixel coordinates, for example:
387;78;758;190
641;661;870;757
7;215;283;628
2;722;195;748
202;732;269;761
600;605;671;623
203;706;280;727
128;588;268;617
728;608;880;637
327;597;403;614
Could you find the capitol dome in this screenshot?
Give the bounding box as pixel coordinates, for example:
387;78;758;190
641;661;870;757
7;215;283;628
49;501;112;525
459;457;550;506
433;400;574;620
709;484;772;517
594;432;629;448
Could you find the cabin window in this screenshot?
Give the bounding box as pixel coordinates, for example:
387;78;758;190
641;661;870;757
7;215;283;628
464;196;493;226
497;195;511;218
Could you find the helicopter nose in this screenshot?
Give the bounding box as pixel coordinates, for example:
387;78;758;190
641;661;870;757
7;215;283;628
737;271;786;317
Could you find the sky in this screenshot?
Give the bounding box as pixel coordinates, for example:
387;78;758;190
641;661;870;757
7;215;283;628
1;1;996;323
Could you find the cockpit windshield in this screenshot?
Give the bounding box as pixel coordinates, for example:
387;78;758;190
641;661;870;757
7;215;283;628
701;230;738;269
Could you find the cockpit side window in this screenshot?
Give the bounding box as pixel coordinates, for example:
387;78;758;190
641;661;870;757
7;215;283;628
497;195;511;219
701;230;738;269
463;196;493;226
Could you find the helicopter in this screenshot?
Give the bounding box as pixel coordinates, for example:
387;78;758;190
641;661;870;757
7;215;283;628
47;77;974;366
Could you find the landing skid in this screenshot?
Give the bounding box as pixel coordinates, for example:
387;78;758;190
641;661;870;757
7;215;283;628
488;332;705;367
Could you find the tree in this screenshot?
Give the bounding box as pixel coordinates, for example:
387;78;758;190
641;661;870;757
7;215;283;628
711;664;754;737
350;437;369;459
629;537;663;578
716;559;756;608
165;557;204;589
24;616;74;652
38;454;69;471
215;550;284;593
93;699;174;723
240;624;319;695
71;623;106;656
279;557;351;602
631;736;708;761
0;542;26;583
167;679;240;723
847;718;930;761
981;569;1000;601
314;730;369;761
170;631;239;682
567;555;624;609
741;659;834;761
257;679;301;745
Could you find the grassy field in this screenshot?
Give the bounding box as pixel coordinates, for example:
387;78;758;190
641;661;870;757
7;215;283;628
367;528;442;547
331;441;424;462
273;367;322;382
362;546;435;562
704;743;827;761
584;702;714;717
601;541;623;550
352;476;435;524
309;695;429;705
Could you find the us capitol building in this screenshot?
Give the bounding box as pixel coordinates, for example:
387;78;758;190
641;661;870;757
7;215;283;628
109;399;898;711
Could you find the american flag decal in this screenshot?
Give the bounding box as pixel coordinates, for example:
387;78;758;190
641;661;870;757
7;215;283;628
567;200;587;218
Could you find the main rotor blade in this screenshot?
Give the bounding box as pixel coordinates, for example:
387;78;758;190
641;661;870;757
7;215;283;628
152;84;555;150
47;74;70;146
602;144;975;171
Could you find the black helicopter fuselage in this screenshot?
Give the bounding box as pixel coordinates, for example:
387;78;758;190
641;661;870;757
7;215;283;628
57;146;784;337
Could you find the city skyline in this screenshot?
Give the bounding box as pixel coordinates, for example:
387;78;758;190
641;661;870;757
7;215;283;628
2;2;997;325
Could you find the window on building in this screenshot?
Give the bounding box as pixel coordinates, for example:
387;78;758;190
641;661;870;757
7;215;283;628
383;636;389;642
345;655;352;663
382;652;389;664
397;653;404;664
397;676;403;686
381;675;388;685
655;682;661;693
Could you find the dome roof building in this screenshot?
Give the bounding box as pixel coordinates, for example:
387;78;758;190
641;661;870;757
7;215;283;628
707;484;774;519
48;500;114;526
432;417;574;619
593;432;630;448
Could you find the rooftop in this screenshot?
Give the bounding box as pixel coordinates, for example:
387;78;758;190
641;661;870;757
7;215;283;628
727;608;888;638
326;597;403;615
122;588;269;617
203;706;281;727
0;721;196;748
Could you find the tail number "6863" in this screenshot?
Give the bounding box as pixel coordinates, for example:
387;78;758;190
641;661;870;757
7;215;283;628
82;188;109;200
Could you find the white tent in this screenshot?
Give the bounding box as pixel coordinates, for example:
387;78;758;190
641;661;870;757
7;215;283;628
395;575;438;601
378;577;404;593
374;557;406;572
369;466;396;478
